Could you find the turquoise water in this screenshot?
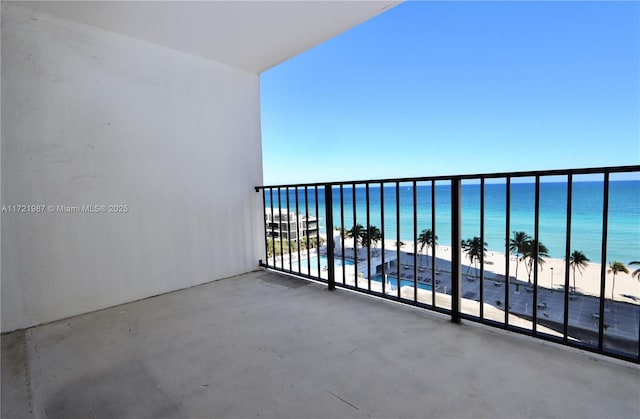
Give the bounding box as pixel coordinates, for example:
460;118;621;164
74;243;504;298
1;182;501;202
266;179;640;264
370;274;433;291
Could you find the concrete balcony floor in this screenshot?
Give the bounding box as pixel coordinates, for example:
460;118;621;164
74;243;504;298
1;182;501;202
3;270;639;419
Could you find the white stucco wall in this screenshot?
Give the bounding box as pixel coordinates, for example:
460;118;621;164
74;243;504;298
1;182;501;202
1;4;264;331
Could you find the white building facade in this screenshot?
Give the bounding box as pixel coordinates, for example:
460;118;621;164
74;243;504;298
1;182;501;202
265;209;318;242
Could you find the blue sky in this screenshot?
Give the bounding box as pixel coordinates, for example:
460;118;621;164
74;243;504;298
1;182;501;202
260;1;639;185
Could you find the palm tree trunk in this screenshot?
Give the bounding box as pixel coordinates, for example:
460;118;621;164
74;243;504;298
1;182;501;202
612;274;616;300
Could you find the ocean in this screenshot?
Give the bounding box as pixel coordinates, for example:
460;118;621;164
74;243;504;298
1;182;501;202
265;180;640;264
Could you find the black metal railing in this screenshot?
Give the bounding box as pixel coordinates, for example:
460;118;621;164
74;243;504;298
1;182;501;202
256;165;640;363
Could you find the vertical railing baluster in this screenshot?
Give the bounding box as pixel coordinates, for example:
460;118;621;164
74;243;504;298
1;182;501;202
413;181;418;302
451;178;462;323
325;184;335;290
278;188;284;270
381;182;386;295
366;183;371;290
315;186;321;277
286;187;292;272
340;184;346;285
305;186;311;275
533;176;540;334
270;188;276;268
353;183;358;289
505;177;511;326
396;181;401;298
431;180;436;308
563;174;573;343
598;172;610;351
295;187;301;273
480;177;485;320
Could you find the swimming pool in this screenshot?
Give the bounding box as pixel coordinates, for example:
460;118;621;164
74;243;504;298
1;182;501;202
370;274;433;291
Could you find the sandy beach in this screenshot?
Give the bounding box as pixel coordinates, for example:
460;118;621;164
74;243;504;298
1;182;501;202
382;241;640;304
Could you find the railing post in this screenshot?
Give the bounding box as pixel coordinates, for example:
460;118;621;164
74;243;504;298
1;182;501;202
598;172;610;351
451;178;462;323
324;184;336;290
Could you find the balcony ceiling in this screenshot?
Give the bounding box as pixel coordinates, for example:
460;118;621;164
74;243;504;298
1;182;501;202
15;0;401;73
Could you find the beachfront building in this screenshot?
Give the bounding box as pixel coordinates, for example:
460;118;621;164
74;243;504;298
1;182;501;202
265;209;318;241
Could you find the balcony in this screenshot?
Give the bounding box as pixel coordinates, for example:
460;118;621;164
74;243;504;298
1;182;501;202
3;270;639;418
3;3;639;417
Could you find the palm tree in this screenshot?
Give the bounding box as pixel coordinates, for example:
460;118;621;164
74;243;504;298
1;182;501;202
461;236;487;278
346;224;365;257
370;226;382;248
358;225;378;276
418;229;437;268
629;261;640;280
360;225;382;256
521;239;549;284
509;231;531;280
569;250;590;293
360;228;371;248
607;261;629;300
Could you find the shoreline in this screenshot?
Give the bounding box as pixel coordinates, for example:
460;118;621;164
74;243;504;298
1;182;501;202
353;236;635;267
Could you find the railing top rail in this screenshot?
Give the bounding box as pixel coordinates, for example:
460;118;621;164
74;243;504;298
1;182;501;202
255;165;640;190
